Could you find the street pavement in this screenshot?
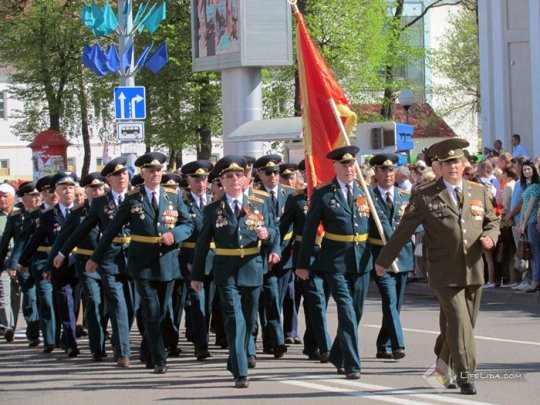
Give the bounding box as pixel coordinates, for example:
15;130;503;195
1;282;538;405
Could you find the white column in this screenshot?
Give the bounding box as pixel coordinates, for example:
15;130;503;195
478;0;494;146
221;67;265;157
529;0;540;158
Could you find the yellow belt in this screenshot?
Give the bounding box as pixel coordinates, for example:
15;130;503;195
74;247;94;256
295;234;323;246
215;247;260;258
324;232;368;243
130;235;161;244
113;236;131;244
368;237;384;246
37;246;51;253
283;232;293;241
182;241;216;249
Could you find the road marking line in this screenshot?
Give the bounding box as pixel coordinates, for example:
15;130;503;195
281;380;433;405
363;324;540;346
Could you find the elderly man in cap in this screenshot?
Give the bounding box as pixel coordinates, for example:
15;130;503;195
253;154;295;358
296;146;388;379
375;138;500;395
19;172;81;357
51;173;107;360
88;152;193;374
53;157;135;367
191;155;280;388
0;182;42;346
368;153;414;360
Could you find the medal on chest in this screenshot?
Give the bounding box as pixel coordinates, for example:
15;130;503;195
355;195;370;217
104;200;116;220
53;222;62;235
131;201;145;220
216;208;228;228
470;199;484;220
244;204;264;231
162;201;178;229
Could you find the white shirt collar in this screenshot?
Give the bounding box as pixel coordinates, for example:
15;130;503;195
58;202;73;216
144;186;160;202
111;189;127;205
265;185;279;195
378;186;394;200
191;192;205;206
336;177;353;191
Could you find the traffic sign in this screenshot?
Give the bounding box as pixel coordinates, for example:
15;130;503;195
114;86;146;120
117;121;144;142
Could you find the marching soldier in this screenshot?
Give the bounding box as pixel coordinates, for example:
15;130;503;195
191;156;280;388
368;154;414;360
86;152;193;374
375;139;500;395
54;157;135;367
19;172;81;357
51;172;107;361
296;146;388;379
0;181;42;346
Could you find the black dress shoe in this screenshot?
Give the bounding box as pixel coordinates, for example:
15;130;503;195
4;328;14;342
92;352;104;362
234;377;249;388
247;355;256;369
196;348;212;360
28;338;41;347
154;364;167;374
319;351;330;363
376;350;393;359
303;350;320;360
459;382;477;395
168;346;182;357
346;372;361;380
43;346;54;353
67;347;80;358
336;367;346;375
215;336;228;349
285;337;295;344
75;325;88;338
392;349;406;360
263;346;274;355
273;344;287;358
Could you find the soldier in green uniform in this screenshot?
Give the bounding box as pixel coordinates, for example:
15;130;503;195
296;146;388;379
191;156;280;388
375;139;500;395
87;152;193;374
368;153;414;360
0;182;42;346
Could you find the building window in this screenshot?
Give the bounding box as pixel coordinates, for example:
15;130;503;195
67;158;76;173
96;157;104;171
0;91;6;119
0;159;9;176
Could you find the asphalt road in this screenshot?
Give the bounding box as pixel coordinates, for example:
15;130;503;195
1;283;539;405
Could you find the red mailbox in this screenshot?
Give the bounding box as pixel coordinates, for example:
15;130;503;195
28;129;70;180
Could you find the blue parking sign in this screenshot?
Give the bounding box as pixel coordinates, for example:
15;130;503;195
114;86;146;120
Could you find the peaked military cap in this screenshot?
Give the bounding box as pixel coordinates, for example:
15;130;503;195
179;174;189;189
161;173;182;187
254;154;282;171
17;181;40;197
242;156;256;170
135;151;167;168
369;153;398;168
298;159;306;172
51;172;78;189
429;138;470;162
208;169;219;184
279;163;298;177
36;176;53;192
131;174;144;187
101;156;128;177
181;160;213;177
80;172;105;188
214;155;247;176
327;145;359;163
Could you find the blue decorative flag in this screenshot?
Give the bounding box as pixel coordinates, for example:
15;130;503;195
145;42;168;74
90;44;109;76
138;3;157;34
105;45;120;73
143;2;166;35
122;43;134;74
133;0;150;28
135;41;154;70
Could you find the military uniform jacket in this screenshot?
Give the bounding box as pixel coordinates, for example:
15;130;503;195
91;186;193;282
49;201;100;279
0;205;26;270
376;178;500;287
369;186;414;272
180;191;214;277
19;204;75;279
297;178;388;274
60;192;130;276
191;193;280;287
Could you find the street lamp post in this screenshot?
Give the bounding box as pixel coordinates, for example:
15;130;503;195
397;89;415;124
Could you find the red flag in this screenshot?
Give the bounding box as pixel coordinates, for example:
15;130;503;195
294;9;357;197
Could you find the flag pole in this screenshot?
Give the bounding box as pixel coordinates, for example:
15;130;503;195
328;98;399;273
288;0;299;14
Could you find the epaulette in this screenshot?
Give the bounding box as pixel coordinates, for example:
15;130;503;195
467;180;484;188
398;189;411;195
282;184;296;190
72;204;84;212
252;188;269;197
165;188;178;195
415;180;436;191
248;195;264;204
316;181;332;189
128;187;140;196
9;208;22;217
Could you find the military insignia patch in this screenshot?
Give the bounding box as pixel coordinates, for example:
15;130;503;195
406;202;417;214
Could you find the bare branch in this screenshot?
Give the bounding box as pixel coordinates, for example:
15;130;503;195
402;0;464;29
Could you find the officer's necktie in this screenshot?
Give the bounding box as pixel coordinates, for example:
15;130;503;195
151;191;159;215
234;199;241;219
65;208;70;220
117;194;123;206
199;196;205;211
270;190;278;212
455;186;464;209
346;185;353;209
385;191;394;213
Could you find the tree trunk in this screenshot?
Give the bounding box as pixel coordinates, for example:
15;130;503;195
197;77;213;160
78;78;91;177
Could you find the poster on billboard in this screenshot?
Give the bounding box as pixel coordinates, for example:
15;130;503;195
32;151;66;180
192;0;292;72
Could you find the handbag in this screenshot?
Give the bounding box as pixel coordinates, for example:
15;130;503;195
517;234;531;261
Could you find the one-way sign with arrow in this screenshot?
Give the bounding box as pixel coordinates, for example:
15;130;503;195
114;86;146;120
